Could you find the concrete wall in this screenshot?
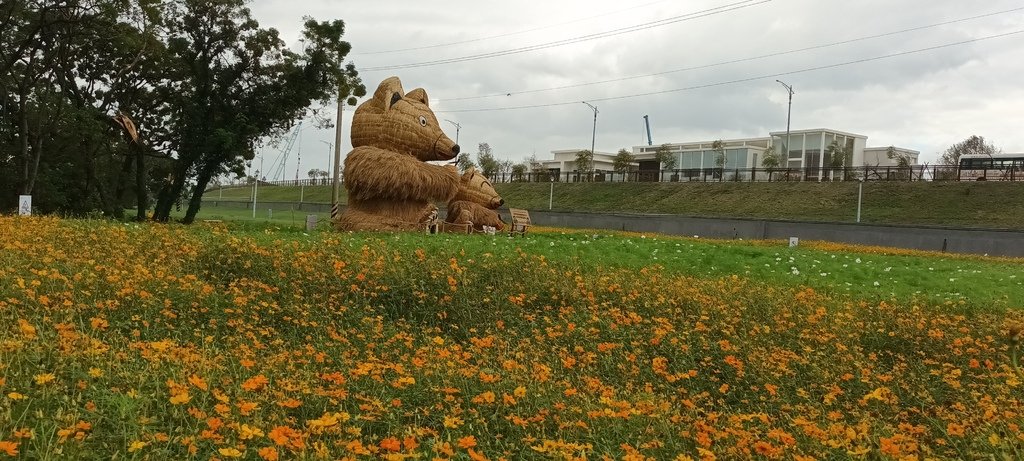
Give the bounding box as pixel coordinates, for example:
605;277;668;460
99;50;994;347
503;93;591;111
525;210;1024;257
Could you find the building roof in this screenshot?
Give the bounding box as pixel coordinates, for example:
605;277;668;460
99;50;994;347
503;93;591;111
768;128;868;139
864;146;921;155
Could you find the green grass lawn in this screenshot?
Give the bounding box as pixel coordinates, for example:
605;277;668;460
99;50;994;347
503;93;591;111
172;205;333;229
206;181;1024;229
165;208;1024;309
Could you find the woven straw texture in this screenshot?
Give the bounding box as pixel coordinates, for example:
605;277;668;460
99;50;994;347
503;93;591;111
336;77;461;231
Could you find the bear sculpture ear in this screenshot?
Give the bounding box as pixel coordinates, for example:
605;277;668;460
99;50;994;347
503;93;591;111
372;77;405;110
404;88;429;107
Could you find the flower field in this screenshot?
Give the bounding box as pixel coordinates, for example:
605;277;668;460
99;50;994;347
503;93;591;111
1;216;1023;460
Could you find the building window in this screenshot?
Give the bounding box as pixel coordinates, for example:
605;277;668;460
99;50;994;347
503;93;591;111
804;149;821;169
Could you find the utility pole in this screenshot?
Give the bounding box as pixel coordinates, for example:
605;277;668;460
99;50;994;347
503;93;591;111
332;97;344;219
581;101;598;158
252;154;263;219
444;119;461;145
776;80;794;159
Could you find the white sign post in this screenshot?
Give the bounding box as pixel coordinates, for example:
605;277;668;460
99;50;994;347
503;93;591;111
18;195;31;216
789;237;799;248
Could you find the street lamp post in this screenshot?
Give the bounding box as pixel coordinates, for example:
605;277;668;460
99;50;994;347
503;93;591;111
776;80;794;160
856;178;864;223
549;175;554;210
444;119;461;145
319;140;333;185
581;101;598;158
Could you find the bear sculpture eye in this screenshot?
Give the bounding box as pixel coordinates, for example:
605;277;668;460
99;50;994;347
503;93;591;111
418;116;427;127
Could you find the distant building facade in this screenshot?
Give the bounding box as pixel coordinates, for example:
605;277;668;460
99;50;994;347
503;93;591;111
536;128;920;180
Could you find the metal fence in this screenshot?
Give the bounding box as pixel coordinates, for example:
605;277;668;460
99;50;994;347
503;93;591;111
210;165;1024;189
481;165;1014;184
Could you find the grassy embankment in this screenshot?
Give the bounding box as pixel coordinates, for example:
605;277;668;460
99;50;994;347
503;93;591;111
1;216;1022;459
204;181;1024;229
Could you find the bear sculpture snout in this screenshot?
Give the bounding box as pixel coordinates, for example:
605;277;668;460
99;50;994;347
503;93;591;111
452;144;460;155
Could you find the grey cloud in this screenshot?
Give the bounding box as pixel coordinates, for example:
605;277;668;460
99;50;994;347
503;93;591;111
248;0;1024;177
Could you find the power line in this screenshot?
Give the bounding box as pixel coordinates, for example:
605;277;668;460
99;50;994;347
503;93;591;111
355;0;676;55
445;6;1024;102
361;0;770;72
437;29;1024;113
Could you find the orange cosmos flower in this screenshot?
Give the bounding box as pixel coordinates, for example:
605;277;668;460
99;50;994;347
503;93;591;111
0;440;19;456
241;374;269;391
258;447;279;461
457;435;477;449
379;437;401;452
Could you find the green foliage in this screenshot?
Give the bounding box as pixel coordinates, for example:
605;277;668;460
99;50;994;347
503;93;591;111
475;143;500;177
940;135;999;165
574;149;594;173
654;143;676;170
886;146;911;169
456;152;475;172
712;140;726;168
511;162;528;181
826;141;853;168
612;148;635;173
761;145;781;169
0;0;362;223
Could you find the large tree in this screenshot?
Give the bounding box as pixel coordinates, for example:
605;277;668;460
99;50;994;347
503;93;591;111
654;143;676;171
152;1;364;223
574;149;594;173
613;148;635;174
825;140;852;168
939;135;999;166
712;139;726;169
1;0;364;222
476;142;500;178
0;0;165;217
456;152;475;173
761;145;780;169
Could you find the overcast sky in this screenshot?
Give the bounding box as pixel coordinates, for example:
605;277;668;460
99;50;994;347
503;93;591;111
246;0;1024;179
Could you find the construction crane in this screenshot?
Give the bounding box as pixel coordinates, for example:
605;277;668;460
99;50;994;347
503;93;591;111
643;115;653;146
267;121;302;182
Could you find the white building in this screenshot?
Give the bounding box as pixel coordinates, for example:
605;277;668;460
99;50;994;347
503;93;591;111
535;128;920;181
535;149;620;177
862;146;920;166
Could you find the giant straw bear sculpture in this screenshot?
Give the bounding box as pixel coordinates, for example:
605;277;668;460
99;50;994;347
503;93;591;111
445;167;505;232
336;77;461;231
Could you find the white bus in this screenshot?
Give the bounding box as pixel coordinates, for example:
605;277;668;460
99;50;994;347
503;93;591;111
959;153;1024;181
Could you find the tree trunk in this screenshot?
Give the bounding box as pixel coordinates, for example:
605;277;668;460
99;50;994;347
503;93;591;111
24;134;43;194
18;88;30;194
153;161;188;222
93;143;123;219
114;153;134;202
94;177;118;218
182;164;214;224
135;147;147;221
